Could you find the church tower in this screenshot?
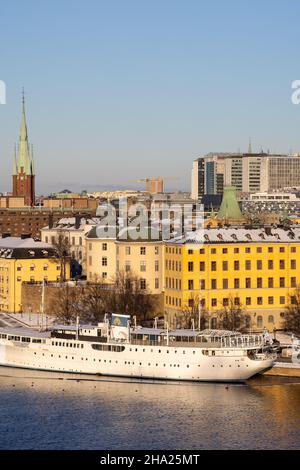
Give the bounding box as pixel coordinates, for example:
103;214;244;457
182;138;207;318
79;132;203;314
12;92;35;206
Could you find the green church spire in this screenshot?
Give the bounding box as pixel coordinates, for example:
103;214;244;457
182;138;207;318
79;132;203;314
217;186;244;221
16;90;34;176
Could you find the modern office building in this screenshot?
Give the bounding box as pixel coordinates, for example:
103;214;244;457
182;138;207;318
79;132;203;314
191;151;300;197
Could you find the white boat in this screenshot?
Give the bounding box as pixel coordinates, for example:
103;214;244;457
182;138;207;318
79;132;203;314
0;314;275;382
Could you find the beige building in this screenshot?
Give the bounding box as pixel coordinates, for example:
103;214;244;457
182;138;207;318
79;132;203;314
85;227;164;294
41;216;100;274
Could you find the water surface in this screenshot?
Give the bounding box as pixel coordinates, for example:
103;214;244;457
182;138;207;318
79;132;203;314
0;367;299;450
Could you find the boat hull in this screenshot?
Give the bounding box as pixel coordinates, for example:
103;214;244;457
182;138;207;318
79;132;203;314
0;341;274;382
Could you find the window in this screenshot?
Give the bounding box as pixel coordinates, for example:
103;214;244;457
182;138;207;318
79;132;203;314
257;316;263;328
223;298;229;307
245;278;251;288
223;279;228;289
155;278;159;289
140;261;146;272
257;297;263;305
188;249;193;254
125;262;131;272
279;260;285;269
188;280;194;290
268;260;273;269
256;247;262;253
245;260;251;270
200;279;205;290
246;297;251;305
268;315;274;324
245;247;251;253
222;261;228;271
155;246;159;255
199;248;205;254
268;247;273;253
102;257;107;266
291;277;297;288
234;260;239;270
279;247;285;253
234;297;240;306
234;248;239;253
234;278;239;289
140;279;146;290
211;261;217;271
280;277;285;288
222;248;228;254
200;262;205;271
155;260;159;272
257;278;263;288
188;261;194;272
211;248;216;254
125;246;131;255
268;296;274;305
102;243;107;251
188;298;194;307
211;298;217;307
268;277;274;288
102;272;107;279
291;247;296;253
280;296;285;305
257;260;262;270
140;247;146;255
211;279;217;289
291;260;296;269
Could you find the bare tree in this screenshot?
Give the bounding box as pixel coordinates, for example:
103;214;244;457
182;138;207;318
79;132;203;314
179;293;208;329
52;231;70;282
49;284;83;324
284;286;300;335
218;295;246;331
82;277;112;323
107;270;157;324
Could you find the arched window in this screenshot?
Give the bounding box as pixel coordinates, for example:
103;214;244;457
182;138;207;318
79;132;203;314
268;315;274;324
257;316;263;328
211;317;218;329
245;315;251;328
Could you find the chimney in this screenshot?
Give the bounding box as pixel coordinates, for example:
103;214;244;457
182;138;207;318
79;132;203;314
265;226;272;236
75;214;81;230
48;214;54;229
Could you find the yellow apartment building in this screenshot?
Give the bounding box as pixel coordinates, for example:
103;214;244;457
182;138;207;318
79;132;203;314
0;237;64;313
86;227;164;294
164;226;300;330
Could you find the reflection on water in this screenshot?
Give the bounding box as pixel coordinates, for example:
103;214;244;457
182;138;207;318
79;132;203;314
0;366;299;450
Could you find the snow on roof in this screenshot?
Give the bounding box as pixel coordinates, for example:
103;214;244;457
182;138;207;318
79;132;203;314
166;227;300;244
0;237;52;249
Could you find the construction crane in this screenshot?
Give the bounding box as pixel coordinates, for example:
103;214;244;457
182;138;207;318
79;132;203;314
135;176;179;194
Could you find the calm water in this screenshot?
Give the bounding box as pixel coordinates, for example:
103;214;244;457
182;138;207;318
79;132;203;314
0;366;299;450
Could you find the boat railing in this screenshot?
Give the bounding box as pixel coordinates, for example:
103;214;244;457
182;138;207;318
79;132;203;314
219;334;265;349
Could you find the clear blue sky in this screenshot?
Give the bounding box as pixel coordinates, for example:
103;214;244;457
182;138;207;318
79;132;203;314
1;0;300;194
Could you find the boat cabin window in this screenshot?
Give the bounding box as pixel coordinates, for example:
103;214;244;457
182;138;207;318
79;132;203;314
92;344;125;352
21;337;31;343
32;339;42;343
0;334;7;339
8;336;20;341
